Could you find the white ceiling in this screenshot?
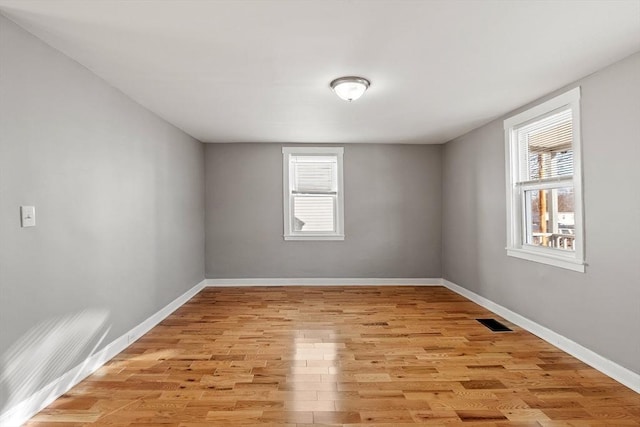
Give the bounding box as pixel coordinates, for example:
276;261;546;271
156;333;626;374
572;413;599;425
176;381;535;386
1;1;639;144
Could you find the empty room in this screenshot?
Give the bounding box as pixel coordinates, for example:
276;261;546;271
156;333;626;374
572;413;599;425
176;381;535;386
1;0;639;425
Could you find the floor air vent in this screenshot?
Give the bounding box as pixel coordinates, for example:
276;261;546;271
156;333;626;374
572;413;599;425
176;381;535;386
477;318;512;332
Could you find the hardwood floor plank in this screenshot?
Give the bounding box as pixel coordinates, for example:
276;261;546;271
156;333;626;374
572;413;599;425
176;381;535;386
23;286;640;425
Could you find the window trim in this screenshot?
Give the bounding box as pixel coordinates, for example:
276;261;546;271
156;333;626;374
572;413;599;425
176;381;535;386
504;87;585;272
282;146;345;241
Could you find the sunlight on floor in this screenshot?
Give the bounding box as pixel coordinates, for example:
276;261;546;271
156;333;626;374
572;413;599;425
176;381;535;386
0;309;110;425
291;330;341;416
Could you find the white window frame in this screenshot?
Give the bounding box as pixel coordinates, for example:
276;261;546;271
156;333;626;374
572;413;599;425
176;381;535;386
504;87;585;272
282;146;344;241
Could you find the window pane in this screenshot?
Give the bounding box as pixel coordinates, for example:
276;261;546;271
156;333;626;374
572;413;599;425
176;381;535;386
524;187;575;251
292;156;337;193
517;108;573;181
293;196;335;232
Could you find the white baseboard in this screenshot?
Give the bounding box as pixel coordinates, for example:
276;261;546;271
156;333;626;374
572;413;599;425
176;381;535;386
0;279;207;427
206;277;441;286
441;279;640;393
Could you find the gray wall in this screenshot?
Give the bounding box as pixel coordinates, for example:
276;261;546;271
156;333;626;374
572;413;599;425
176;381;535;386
442;52;640;374
0;14;205;408
205;143;442;278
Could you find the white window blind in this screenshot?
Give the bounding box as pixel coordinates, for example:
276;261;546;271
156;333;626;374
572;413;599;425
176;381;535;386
291;156;337;194
293;196;335;231
283;147;344;240
516;108;574;183
291;155;337;232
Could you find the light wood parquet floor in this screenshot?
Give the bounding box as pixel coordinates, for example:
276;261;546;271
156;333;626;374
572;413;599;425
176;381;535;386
27;286;640;426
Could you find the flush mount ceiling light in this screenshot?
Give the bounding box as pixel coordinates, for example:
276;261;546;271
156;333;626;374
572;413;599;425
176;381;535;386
330;76;370;102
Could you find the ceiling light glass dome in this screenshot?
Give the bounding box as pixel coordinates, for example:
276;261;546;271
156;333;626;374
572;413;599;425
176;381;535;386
330;76;370;102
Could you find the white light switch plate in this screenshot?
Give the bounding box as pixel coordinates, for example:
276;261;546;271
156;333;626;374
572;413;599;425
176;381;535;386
21;206;36;227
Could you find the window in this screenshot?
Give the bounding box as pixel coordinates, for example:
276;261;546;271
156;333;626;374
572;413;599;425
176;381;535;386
283;147;344;240
504;87;584;272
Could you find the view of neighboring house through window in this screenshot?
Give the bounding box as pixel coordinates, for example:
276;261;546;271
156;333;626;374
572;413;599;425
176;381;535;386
504;87;585;272
282;147;344;240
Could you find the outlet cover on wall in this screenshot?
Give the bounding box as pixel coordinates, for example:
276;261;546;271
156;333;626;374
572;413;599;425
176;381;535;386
21;206;36;227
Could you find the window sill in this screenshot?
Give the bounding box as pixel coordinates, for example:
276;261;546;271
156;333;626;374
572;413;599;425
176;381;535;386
506;247;585;273
284;234;345;241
